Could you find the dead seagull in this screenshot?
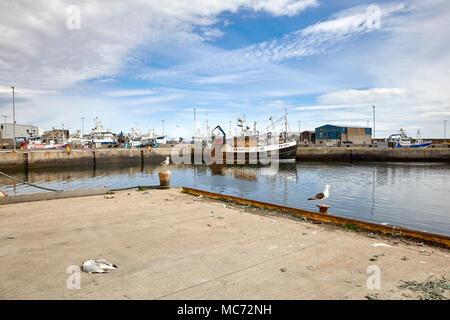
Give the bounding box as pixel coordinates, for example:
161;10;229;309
160;156;170;167
308;184;331;206
82;259;118;273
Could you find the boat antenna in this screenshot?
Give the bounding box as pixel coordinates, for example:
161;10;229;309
193;107;196;138
284;108;289;138
205;112;209;137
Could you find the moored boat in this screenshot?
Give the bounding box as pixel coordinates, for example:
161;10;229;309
389;129;431;148
207;125;297;164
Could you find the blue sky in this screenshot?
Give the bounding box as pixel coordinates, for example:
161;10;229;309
0;0;449;138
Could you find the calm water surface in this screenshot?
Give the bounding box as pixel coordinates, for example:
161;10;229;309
1;162;449;236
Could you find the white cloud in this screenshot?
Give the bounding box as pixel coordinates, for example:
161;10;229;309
195;74;242;84
141;2;407;85
121;94;183;106
317;88;409;105
248;0;318;16
0;85;56;97
105;89;155;97
241;3;407;63
295;104;364;111
0;0;317;92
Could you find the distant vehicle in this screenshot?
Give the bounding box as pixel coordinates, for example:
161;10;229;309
155;136;166;144
342;141;353;144
142;138;159;148
129;137;143;148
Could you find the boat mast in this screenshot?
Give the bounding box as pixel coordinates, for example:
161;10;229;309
205;112;209;137
284;108;289;138
193;107;196;138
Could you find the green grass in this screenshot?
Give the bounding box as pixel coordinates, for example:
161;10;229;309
343;223;359;231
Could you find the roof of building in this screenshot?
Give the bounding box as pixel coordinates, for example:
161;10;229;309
317;124;370;129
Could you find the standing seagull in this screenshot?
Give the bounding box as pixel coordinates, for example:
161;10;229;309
308;184;331;206
160;156;170;167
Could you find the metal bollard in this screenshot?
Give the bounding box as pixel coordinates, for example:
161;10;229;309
158;170;171;187
316;204;330;214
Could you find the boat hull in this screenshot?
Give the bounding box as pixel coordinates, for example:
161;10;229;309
395;142;431;148
194;141;298;164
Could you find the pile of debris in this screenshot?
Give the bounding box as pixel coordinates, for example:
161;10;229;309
397;276;449;300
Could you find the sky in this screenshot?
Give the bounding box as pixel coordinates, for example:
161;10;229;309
0;0;449;139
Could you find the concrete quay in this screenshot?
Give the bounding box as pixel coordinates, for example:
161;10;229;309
0;147;449;171
0;188;448;299
296;147;450;162
0;148;172;170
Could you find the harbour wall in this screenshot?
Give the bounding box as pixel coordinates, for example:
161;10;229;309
296;147;450;162
0;146;449;170
0;148;172;170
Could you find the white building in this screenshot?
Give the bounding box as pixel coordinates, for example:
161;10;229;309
0;123;40;140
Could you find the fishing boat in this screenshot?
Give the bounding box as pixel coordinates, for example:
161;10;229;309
87;117;117;146
389;129;431;148
127;126;163;148
206;112;298;163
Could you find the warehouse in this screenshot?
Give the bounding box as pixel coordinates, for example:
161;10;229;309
0;123;41;141
315;124;372;146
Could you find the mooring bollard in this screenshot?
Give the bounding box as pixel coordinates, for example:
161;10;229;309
316;204;330;214
158;170;171;187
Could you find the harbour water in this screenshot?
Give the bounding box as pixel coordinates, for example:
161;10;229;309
1;162;449;236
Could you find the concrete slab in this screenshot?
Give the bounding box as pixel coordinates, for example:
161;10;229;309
0;188;448;300
0;187;109;205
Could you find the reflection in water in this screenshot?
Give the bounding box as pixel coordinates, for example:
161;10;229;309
0;162;449;236
371;166;376;218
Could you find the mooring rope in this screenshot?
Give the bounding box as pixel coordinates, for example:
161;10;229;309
0;171;61;192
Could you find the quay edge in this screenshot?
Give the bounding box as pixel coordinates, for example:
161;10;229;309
0;147;449;171
0;148;172;170
182;186;450;249
296;147;450;162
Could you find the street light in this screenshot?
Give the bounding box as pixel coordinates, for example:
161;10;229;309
372;105;375;141
81;117;85;137
444;120;447;142
11;86;16;151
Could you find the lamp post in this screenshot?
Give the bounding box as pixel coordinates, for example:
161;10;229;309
162;120;165;136
81;117;85;138
444;120;447;143
372;105;375;141
297;120;301;142
11;87;16;151
193;107;196;137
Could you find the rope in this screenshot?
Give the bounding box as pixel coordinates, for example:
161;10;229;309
0;171;61;192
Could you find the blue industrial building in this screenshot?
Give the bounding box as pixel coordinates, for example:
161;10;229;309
315;125;372;146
